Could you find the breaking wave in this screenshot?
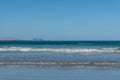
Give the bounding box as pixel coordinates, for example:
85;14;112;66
0;47;120;53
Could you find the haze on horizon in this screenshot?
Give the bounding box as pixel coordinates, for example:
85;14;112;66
0;0;120;40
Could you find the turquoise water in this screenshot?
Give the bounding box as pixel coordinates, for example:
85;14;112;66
0;41;120;67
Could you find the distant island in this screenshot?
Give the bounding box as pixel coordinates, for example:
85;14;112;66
32;38;44;41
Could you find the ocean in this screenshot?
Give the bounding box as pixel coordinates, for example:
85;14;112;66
1;41;120;80
0;41;120;67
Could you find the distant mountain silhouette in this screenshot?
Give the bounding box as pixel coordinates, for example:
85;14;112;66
0;37;19;41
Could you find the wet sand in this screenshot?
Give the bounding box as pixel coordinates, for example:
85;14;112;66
0;66;120;80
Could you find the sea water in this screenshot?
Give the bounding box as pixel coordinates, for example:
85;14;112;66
0;41;120;80
0;41;120;67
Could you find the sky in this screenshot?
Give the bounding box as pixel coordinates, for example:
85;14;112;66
0;0;120;40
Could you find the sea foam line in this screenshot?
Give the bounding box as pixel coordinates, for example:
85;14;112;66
0;61;120;68
0;47;120;53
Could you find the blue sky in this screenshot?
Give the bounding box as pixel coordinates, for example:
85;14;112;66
0;0;120;40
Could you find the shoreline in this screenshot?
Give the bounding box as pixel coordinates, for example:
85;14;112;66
0;61;120;68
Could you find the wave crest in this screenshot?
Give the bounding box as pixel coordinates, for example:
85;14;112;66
0;47;120;53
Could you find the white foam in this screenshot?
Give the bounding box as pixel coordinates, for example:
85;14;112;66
0;47;120;53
